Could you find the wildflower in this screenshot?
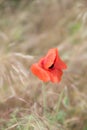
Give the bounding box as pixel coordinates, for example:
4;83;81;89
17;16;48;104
30;48;67;83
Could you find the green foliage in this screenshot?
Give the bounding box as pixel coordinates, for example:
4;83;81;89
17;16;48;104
83;124;87;130
68;22;82;35
46;110;67;127
56;110;67;124
63;96;70;107
7;110;22;130
13;27;23;41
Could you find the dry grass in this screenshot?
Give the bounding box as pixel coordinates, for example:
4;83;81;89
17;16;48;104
0;0;87;130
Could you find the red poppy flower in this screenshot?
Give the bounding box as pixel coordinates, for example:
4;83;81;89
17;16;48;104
30;48;67;83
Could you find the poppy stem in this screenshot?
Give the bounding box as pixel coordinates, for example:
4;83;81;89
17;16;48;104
42;83;47;115
56;87;65;113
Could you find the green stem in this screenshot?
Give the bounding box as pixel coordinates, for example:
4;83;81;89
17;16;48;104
42;83;47;115
56;87;65;113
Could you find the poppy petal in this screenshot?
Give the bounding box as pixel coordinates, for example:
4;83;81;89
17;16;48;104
48;69;63;83
43;48;57;69
56;57;67;69
31;63;50;82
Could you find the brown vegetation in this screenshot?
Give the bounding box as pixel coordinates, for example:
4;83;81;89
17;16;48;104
0;0;87;130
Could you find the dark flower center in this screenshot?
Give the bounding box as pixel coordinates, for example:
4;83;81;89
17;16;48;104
48;64;54;69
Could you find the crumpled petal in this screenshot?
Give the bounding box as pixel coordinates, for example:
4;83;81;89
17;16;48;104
31;63;50;82
48;69;63;83
43;48;57;69
55;56;67;69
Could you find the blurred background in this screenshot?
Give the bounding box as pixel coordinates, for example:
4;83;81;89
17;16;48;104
0;0;87;130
